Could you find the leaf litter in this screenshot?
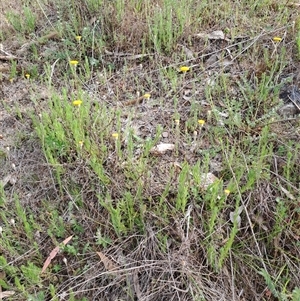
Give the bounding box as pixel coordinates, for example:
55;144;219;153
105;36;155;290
41;235;73;273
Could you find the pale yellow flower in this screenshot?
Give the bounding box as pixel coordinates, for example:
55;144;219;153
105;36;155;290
75;36;82;42
175;119;180;125
198;119;205;126
78;140;84;147
224;189;230;196
273;37;282;42
70;60;79;66
179;66;190;72
143;93;151;99
25;73;30;79
112;133;119;140
72;100;82;106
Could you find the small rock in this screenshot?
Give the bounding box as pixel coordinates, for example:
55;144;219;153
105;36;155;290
278;85;300;116
162;132;169;138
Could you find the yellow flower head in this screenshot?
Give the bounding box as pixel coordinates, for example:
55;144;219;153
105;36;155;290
198;119;205;126
273;37;282;42
179;66;190;73
75;36;82;42
70;60;79;66
112;133;119;140
72;100;82;106
224;189;230;196
143;93;151;99
78;140;84;147
175;119;180;125
25;73;30;79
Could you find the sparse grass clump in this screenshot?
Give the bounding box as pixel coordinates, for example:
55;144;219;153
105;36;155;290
1;0;300;300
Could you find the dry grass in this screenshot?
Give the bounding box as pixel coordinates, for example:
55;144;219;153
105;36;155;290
1;1;300;301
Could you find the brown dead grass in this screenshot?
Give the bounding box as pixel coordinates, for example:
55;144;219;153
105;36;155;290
1;1;300;301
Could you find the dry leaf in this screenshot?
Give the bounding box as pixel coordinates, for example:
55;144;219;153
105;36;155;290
0;291;15;299
96;252;119;272
41;235;73;273
172;162;182;173
206;54;219;66
218;58;234;68
209;30;225;39
178;44;195;59
150;143;175;155
195;30;229;41
288;2;300;7
230;206;243;228
1;174;17;187
280;186;295;200
0;55;17;61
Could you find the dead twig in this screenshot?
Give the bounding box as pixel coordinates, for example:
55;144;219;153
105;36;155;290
288;95;300;113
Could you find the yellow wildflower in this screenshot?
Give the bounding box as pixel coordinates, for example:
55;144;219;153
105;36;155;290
70;60;79;66
273;37;282;42
179;66;190;73
143;93;151;99
75;36;82;42
25;73;30;79
78;140;84;147
175;119;180;125
224;189;230;196
112;133;119;140
198;119;205;126
72;100;82;106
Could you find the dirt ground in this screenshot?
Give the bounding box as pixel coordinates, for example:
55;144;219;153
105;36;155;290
1;1;300;300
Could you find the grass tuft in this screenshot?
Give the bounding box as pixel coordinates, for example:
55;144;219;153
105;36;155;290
1;0;300;300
